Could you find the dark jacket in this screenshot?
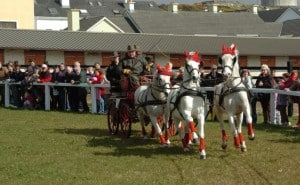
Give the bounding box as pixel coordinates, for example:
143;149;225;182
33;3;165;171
106;61;122;92
121;55;144;87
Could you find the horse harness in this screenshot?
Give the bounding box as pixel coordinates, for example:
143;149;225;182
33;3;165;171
170;85;205;119
217;78;251;109
135;84;167;113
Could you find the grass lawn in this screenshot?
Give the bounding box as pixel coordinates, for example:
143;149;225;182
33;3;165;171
0;109;299;185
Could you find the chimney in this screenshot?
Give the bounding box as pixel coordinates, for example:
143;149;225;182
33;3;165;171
124;0;135;12
210;4;218;13
60;0;70;8
252;4;258;15
169;2;179;14
68;9;80;31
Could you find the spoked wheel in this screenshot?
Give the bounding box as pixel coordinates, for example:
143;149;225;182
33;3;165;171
119;101;132;139
167;119;177;136
161;118;177;137
107;100;119;135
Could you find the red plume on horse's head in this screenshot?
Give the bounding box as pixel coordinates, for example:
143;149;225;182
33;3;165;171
156;62;173;76
222;44;236;55
184;51;201;63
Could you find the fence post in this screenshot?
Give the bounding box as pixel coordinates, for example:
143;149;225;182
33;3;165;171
4;81;10;108
90;86;97;113
45;83;51;111
270;92;276;124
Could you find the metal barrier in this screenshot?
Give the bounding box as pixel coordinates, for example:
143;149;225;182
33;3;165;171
1;81;299;124
0;81;110;114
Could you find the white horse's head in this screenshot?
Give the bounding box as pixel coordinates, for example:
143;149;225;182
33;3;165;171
154;62;173;95
219;44;240;78
184;51;202;83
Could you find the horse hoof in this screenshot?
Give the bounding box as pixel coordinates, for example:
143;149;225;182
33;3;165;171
192;138;200;144
183;147;190;152
248;135;255;141
161;144;169;148
166;140;171;145
200;155;206;160
221;143;227;150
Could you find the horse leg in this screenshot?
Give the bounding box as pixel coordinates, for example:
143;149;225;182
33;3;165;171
236;113;247;152
149;116;167;147
138;113;148;139
179;121;190;152
228;115;240;148
189;121;198;143
197;115;206;159
216;112;228;150
162;116;171;145
245;107;255;140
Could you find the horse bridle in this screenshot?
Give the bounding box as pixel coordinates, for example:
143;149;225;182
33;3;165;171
219;55;238;75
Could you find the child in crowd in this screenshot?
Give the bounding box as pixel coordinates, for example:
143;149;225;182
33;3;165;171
89;69;105;114
276;72;297;126
22;89;35;109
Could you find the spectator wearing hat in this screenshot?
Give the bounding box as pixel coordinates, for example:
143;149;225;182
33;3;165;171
35;64;52;109
106;51;122;93
202;64;224;112
255;64;275;124
201;64;224;120
143;55;156;76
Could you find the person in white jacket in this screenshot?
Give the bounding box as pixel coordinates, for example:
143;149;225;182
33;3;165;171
241;69;257;124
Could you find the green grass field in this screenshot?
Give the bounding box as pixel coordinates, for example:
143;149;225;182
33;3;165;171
0;109;299;185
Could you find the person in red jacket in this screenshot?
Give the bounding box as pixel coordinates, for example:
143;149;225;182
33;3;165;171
36;64;52;109
89;69;106;114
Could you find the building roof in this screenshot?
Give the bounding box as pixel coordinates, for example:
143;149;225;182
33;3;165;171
258;7;300;22
281;19;300;37
79;16;136;33
0;29;299;56
258;8;288;22
34;0;161;18
127;10;282;37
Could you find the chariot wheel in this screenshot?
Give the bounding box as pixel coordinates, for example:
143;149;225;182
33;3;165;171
167;119;177;136
119;101;132;139
161;118;177;137
107;99;119;135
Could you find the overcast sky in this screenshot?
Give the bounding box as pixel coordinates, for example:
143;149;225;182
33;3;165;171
137;0;261;5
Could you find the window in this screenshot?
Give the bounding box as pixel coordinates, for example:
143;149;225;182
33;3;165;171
0;21;17;29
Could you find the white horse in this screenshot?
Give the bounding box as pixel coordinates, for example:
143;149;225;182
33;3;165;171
134;63;173;146
214;44;255;152
165;51;206;159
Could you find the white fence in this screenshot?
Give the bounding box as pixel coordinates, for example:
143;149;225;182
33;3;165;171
1;81;299;124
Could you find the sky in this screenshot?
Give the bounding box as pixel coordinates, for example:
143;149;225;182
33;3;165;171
137;0;261;5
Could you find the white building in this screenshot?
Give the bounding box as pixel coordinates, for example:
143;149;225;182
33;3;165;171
261;0;298;6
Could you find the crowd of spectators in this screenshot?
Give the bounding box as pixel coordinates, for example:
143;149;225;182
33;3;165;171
0;50;299;127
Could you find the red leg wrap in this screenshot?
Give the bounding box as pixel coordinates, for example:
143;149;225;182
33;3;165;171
238;133;244;144
189;121;196;132
234;136;240;147
159;134;166;144
199;138;205;152
222;130;228;141
188;132;192;141
247;123;254;136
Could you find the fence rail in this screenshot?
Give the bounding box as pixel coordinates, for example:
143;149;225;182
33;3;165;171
1;81;299;124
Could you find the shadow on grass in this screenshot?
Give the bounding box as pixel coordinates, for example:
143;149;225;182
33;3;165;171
52;127;195;157
253;123;300;143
